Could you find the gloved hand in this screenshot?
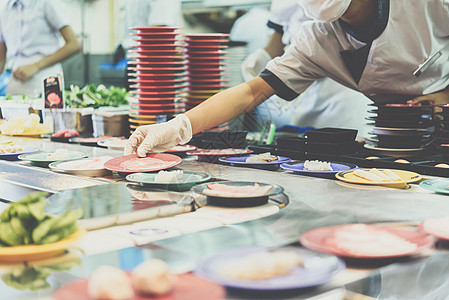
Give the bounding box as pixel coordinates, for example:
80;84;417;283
124;114;192;157
241;48;272;82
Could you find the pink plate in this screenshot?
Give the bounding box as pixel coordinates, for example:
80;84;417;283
104;153;182;173
185;33;229;38
131;103;185;109
129;72;187;79
134;38;184;42
187;148;253;156
187;61;227;66
188;77;229;83
130;84;187;90
131;97;185;103
185;38;229;43
53;273;224;300
131;32;180;36
129;78;186;84
130;48;183;52
187;56;228;61
185;49;229;54
128;61;185;66
189;84;229;89
185;44;228;49
130;90;187;96
300;224;434;259
187;72;230;78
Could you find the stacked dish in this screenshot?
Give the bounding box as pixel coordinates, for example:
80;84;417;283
365;104;435;156
434;105;449;159
185;34;230;111
128;26;187;134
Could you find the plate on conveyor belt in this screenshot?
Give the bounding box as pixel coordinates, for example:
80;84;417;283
191;181;283;207
281;161;357;177
335;168;422;185
195;246;344;290
49;156;113;177
104;153;181;174
126;170;211;192
300;224;433;259
419;216;449;241
419;178;449;195
219;155;291;171
18;150;89;168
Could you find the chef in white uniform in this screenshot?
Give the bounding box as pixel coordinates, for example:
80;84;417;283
0;0;81;96
125;0;449;157
242;0;372;137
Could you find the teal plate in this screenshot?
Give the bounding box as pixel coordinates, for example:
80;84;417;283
420;179;449;195
126;170;211;191
18;151;89;168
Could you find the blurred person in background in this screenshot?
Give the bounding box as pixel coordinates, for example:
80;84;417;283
123;0;182;50
241;0;372;138
0;0;81;96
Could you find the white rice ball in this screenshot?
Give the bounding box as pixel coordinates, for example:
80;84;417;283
87;265;134;300
131;258;176;296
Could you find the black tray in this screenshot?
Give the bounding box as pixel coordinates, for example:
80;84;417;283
305;128;357;143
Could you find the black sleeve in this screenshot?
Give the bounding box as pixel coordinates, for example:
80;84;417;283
259;68;299;101
267;20;284;33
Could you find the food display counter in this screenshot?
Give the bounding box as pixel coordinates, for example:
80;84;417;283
1;136;449;299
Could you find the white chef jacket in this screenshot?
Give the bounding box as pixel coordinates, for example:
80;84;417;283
264;0;372;137
263;0;449;105
0;0;68;96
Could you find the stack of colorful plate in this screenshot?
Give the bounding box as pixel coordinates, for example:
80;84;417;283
365;104;435;156
185;34;230;111
127;26;187;133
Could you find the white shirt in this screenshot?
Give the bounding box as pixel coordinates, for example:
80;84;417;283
264;0;449;104
0;0;68;67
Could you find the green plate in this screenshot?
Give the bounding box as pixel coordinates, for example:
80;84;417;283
420;178;449;195
126;170;211;191
18;151;89;168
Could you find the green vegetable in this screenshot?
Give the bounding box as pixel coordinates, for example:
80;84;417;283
65;84;129;109
0;191;82;247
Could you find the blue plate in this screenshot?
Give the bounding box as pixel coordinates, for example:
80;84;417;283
0;147;40;161
195;247;345;290
281;161;358;178
218;155;291;171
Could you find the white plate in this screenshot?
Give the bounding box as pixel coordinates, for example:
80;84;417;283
97;138;128;151
49;156;113;176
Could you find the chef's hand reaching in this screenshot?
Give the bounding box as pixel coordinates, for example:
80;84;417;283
408;86;449;106
124;114;192;157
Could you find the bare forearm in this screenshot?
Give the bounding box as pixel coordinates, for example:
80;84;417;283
264;31;285;58
0;42;6;73
34;26;81;71
185;77;275;134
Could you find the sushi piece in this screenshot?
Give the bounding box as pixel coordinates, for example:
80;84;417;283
88;265;134;300
245;152;278;163
303;160;333;171
219;250;303;280
154;170;183;183
46;149;69;160
383;169;402;181
131;258;176;296
353;169;387;182
203;183;273;197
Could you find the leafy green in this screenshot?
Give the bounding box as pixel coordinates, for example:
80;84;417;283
65;84;129;108
0;192;82;246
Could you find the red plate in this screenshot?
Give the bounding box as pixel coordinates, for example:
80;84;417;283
188;77;229;83
187;72;229;79
185;44;228;49
130;107;185;115
134;38;184;42
129;72;187;79
130;95;184;100
130;84;187;90
300;224;434;259
130;55;184;60
185;33;229;39
132;99;185;104
130;48;183;53
187;148;253;156
104;153;182;173
131;103;185;109
185;50;229;55
53;273;224;300
130;91;187;97
187;61;227;66
189;83;229;89
185;38;229;43
129;66;186;71
128;61;186;67
130;78;187;84
187;56;228;61
131;26;181;31
131;32;180;36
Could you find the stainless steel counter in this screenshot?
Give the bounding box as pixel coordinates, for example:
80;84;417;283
1;136;449;299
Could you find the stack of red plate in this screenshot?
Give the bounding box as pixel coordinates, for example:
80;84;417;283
185;34;230;110
127;27;187;133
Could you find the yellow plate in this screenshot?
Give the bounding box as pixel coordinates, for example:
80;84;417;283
128;118;157;124
129;114;157;120
0;228;86;262
2;131;53;137
335;168;422;185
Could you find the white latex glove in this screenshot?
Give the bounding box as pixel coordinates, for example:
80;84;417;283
241;48;272;82
124;114;192;157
